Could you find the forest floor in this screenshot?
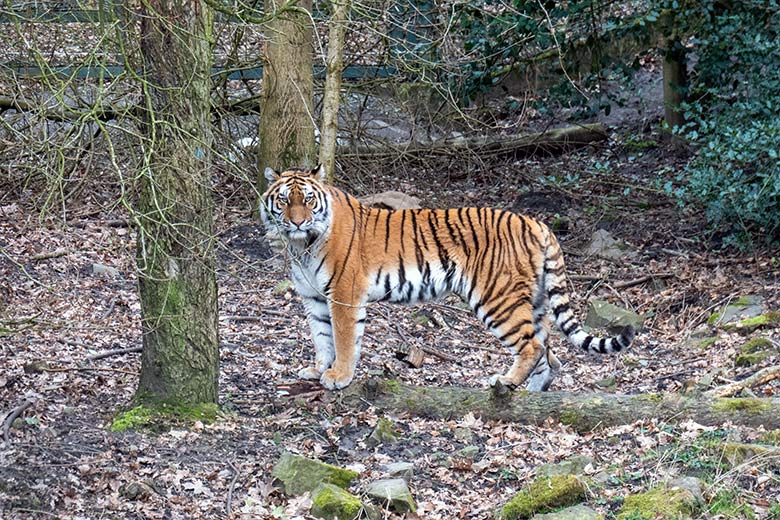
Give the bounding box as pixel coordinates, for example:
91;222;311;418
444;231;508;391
3;96;780;519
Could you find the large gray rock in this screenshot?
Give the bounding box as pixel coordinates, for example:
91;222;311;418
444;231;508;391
709;296;765;326
366;417;400;448
310;483;364;520
271;452;358;496
585;299;644;334
532;504;603;520
365;478;416;513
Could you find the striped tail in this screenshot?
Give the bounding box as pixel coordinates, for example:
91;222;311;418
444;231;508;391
543;232;635;354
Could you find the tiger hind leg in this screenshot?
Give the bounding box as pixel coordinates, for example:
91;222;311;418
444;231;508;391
524;316;560;391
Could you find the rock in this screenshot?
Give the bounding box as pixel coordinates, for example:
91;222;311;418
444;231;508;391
585;299;644;334
734;351;769;367
92;263;120;277
536;455;594;478
454;426;474;443
722;311;780;334
709;296;765;327
668;476;705;507
272;452;358;496
383;462;414;482
455;445;480;460
365;478;416;513
366;417;400;448
531;504;603;520
617;484;699;519
359;191;421;210
310;483;364;520
585;229;627;260
721;442;780;467
500;475;586;520
119;481;154;500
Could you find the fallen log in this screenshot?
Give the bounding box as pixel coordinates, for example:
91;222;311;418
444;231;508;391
337;123;608;159
339;379;780;431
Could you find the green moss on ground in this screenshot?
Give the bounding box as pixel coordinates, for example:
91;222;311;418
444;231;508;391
712;398;771;414
617;486;696;519
559;410;581;427
501;474;586;520
707;312;722;326
760;430;780;446
740;337;774;353
111;402;219;432
310;483;364;520
735;352;769;367
698;337;718;349
724;311;780;332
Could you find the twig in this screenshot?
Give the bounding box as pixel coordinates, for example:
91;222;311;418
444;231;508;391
3;399;34;444
101;297;117;319
706;366;780;398
226;460;239;518
39;366;137;376
87;346;142;362
30;247;69;262
221;311;289;321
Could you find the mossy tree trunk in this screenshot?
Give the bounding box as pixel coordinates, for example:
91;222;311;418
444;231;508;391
135;0;219;405
257;0;317;192
339;380;780;431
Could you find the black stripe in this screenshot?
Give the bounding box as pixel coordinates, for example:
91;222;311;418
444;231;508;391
399;210;407;254
581;336;593;351
597;338;607;353
467;209;480;250
311;314;330;324
384;210;393;253
552;302;569;316
497;320;533;343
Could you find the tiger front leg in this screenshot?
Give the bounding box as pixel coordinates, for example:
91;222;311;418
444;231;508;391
319;299;366;390
299;296;335;380
488;336;544;389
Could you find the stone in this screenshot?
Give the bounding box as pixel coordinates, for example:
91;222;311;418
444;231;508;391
709;296;765;326
617;485;699;519
359;191;421;210
455;445;480;460
366;417;400;448
585;299;644;334
501;475;586;520
365;478;416;513
310;483;364;520
531;504;603;520
454;426;474;443
383;462;414;482
585;229;626;260
668;476;704;506
271;452;358;496
92;263;120;277
119;481;154;500
536;455;594;478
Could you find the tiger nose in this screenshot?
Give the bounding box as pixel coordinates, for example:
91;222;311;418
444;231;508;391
290;218;305;227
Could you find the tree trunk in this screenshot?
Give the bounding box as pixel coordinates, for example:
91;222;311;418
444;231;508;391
663;40;687;132
135;0;219;405
339;380;780;431
318;0;350;183
257;0;317;192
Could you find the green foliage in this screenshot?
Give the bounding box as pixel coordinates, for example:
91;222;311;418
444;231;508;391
661;0;780;245
707;490;756;519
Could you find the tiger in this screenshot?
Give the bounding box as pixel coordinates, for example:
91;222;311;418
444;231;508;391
260;165;635;391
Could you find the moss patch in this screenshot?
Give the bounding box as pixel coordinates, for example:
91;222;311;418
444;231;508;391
501;475;586;520
712;398;772;414
698;336;718;349
383;379;402;393
741;337;774;353
617;486;697;519
707;312;722;326
724;311;780;332
760;430;780;446
111;402;219;432
735;351;769;367
310;483;363;520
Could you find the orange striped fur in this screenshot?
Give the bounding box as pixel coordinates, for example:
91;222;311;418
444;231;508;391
261;165;635;390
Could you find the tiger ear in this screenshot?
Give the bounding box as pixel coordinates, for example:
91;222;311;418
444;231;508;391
312;163;326;181
264;167;279;183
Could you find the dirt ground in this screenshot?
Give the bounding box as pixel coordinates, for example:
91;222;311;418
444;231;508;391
2;105;780;518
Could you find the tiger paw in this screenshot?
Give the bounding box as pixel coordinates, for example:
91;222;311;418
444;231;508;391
488;374;518;389
320;368;354;390
298;367;322;380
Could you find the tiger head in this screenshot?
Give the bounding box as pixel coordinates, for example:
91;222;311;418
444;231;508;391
260;164;332;244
